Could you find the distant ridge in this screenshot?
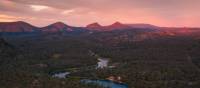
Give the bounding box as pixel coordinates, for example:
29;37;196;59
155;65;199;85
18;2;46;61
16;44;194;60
86;22;132;31
126;23;159;29
0;21;39;32
0;21;200;33
0;21;75;33
86;22;103;30
41;22;73;32
105;22;132;30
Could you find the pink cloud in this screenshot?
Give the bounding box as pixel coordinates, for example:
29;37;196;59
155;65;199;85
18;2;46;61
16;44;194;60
0;0;200;27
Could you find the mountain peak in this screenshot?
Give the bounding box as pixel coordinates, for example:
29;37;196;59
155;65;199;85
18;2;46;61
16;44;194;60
86;22;102;30
47;22;69;28
109;22;127;27
51;22;68;26
86;22;102;27
111;21;123;26
106;21;131;30
0;21;38;32
41;22;71;32
16;21;26;23
54;22;66;24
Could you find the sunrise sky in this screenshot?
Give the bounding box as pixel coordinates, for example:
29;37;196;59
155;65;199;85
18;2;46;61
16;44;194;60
0;0;200;27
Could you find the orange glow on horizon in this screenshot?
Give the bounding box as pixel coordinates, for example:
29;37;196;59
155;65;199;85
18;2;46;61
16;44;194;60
0;0;200;27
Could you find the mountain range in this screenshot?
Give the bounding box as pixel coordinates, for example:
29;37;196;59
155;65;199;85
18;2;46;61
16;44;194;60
86;22;133;31
0;21;200;34
0;21;160;33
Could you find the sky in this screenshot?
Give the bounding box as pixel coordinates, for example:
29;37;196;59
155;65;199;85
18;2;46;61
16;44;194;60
0;0;200;27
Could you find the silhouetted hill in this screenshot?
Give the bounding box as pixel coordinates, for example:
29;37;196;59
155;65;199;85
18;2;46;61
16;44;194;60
105;22;132;30
41;22;73;32
86;22;103;30
0;21;39;32
127;23;159;29
86;22;158;32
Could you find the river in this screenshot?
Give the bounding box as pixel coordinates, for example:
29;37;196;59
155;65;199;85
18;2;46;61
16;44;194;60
50;51;128;88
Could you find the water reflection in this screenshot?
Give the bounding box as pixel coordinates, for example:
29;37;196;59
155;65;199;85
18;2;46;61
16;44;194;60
52;72;70;79
81;79;128;88
97;58;109;69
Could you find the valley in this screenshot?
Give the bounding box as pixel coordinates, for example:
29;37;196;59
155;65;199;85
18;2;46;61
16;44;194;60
0;21;200;88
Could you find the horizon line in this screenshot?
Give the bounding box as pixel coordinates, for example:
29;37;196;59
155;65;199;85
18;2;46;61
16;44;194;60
1;21;200;28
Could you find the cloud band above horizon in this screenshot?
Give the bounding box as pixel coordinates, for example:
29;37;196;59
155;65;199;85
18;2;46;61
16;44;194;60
0;0;200;27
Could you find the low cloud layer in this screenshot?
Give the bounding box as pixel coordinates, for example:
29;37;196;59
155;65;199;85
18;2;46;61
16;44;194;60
0;0;200;27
